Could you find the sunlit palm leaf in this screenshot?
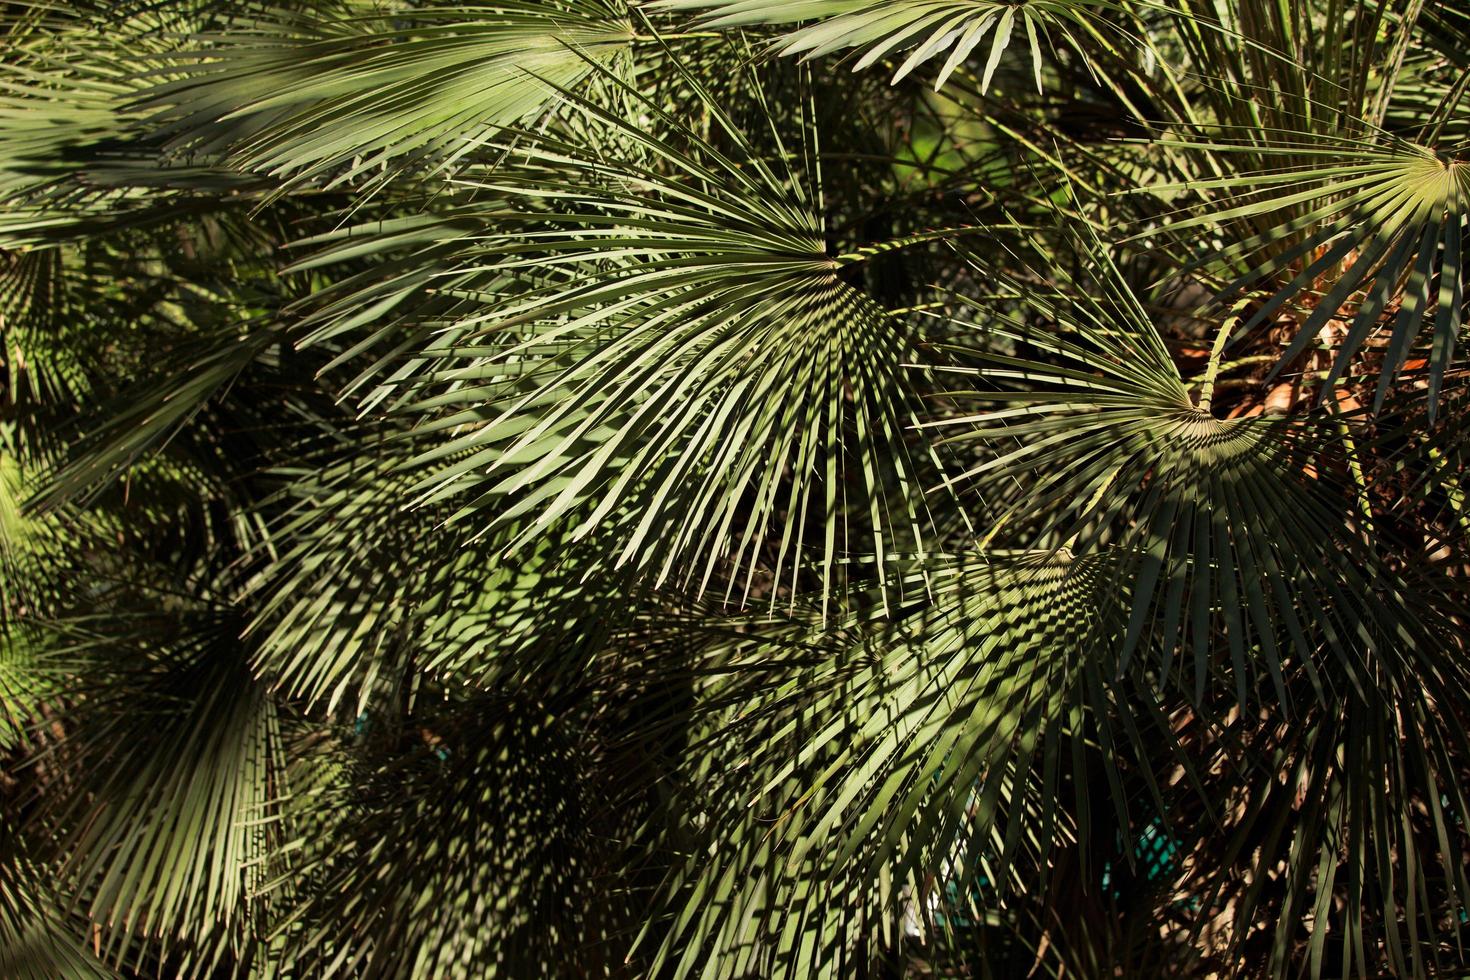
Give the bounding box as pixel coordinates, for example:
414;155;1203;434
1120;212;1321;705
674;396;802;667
2;2;1468;977
241;447;637;709
0;2;264;245
136;2;635;189
651;552;1159;976
0;817;112;980
290;65;940;607
1144;138;1470;415
0;250;91;410
46;611;285;977
657;0;1123;90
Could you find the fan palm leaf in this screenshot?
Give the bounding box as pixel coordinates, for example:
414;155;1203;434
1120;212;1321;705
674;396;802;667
0;817;112;980
646;550;1166;976
136;2;636;189
657;0;1128;90
42;610;285;976
1143;136;1470;414
285;63;944;607
265;699;616;978
928;241;1451;701
239;445;637;709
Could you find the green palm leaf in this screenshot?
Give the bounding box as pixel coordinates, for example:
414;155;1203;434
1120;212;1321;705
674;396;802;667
657;0;1124;90
0;250;91;410
1190;660;1470;978
0;1;261;245
649;551;1156;976
3;2;1469;977
266;700;615;978
0;816;112;980
241;447;636;709
929;245;1449;701
44;610;285;977
1143;137;1469;414
136;2;635;189
290;64;941;606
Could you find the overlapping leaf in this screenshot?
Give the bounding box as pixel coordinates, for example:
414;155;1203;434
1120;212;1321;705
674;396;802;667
136;1;635;188
45;611;285;977
266;701;616;978
0;817;111;980
1187;661;1470;979
1;2;1468;977
650;552;1160;976
291;68;939;606
928;253;1450;702
0;2;262;245
240;447;637;709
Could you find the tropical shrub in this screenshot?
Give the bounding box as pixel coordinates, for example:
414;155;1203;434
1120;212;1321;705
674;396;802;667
1;0;1468;977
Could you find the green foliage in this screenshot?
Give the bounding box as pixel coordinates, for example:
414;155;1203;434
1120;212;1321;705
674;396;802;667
1;0;1467;978
138;1;636;189
658;0;1123;89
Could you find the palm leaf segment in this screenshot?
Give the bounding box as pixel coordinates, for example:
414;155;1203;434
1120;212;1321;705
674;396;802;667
138;1;635;187
297;74;934;604
0;251;91;410
1201;676;1470;980
268;702;607;979
1152;138;1470;414
45;612;283;976
0;3;264;244
242;450;633;710
657;0;1120;89
0;817;110;980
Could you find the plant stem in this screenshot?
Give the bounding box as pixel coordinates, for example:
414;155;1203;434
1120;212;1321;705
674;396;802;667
1199;298;1251;414
832;225;988;264
1328;391;1376;540
630;32;723;42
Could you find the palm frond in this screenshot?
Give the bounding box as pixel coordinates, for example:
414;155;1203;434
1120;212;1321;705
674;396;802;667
136;2;635;190
43;610;285;977
267;698;618;978
240;447;637;709
1143;136;1469;414
2;2;1468;977
929;244;1450;700
1188;664;1470;978
290;62;943;607
0;817;113;980
0;2;259;245
656;0;1128;90
650;551;1151;976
